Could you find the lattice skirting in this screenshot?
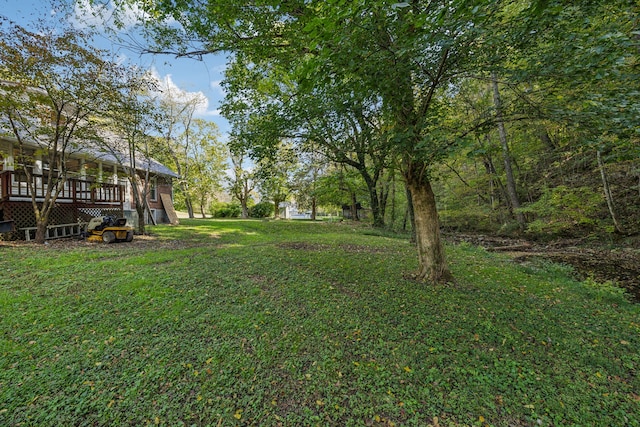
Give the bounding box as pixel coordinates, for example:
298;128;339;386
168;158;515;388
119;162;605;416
0;202;123;241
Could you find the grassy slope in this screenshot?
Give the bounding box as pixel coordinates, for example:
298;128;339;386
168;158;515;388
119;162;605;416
0;219;638;427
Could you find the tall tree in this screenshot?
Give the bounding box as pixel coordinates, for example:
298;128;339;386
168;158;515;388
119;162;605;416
182;119;227;218
300;89;395;228
156;86;209;218
253;142;298;219
221;53;395;228
491;73;525;229
292;149;326;221
99;69;160;234
227;148;255;219
0;20;127;243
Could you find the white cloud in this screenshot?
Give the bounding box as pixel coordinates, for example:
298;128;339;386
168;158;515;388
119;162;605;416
71;0;149;31
149;68;219;117
204;109;222;117
211;80;225;96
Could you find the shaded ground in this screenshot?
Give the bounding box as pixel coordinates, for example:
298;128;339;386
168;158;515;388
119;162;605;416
447;233;640;302
0;234;195;251
4;230;638;302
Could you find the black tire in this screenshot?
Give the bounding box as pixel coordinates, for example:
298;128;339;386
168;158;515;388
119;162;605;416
102;231;116;243
125;231;133;242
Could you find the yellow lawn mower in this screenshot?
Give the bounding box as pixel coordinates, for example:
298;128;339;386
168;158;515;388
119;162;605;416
85;216;134;243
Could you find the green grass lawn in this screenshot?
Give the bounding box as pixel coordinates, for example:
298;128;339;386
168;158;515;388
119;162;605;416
1;219;638;426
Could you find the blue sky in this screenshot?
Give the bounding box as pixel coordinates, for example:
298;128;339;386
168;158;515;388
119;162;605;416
1;0;231;137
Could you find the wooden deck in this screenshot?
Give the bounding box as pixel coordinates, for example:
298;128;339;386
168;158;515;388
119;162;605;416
0;170;124;204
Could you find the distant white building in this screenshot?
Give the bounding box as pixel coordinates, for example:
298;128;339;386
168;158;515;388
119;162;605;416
279;201;311;219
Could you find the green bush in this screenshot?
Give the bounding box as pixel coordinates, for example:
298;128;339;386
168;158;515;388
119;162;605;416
211;202;242;218
439;205;498;233
520;185;602;235
249;201;274;218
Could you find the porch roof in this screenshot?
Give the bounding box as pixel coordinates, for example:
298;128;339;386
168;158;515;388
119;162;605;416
1;132;179;179
83;138;179;179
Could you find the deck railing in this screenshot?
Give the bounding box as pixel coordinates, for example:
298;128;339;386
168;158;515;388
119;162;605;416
0;170;124;204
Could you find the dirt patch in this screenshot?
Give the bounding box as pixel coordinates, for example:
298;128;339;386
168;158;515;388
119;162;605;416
277;242;331;251
447;233;640;302
277;242;387;253
0;234;197;251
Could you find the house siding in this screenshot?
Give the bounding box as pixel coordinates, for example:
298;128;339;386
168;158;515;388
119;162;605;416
126;176;174;225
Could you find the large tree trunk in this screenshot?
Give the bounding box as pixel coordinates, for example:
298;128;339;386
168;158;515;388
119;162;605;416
311;197;317;221
185;196;195;219
353;165;384;227
350;192;359;221
404;185;416;243
367;183;383;227
404;169;452;283
491;74;525;230
240;179;250;219
136;204;146;234
33;198;50;244
129;179;147;234
200;196;207;218
240;197;249;219
358;168;385;228
35;217;47;244
273;200;280;219
29;170;60;244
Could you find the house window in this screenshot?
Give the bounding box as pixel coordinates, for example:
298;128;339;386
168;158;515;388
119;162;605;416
149;178;157;201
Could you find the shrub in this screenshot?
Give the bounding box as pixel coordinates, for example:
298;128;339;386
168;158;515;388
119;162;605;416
439;205;498;233
249;201;274;218
519;185;602;235
211;202;242;218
